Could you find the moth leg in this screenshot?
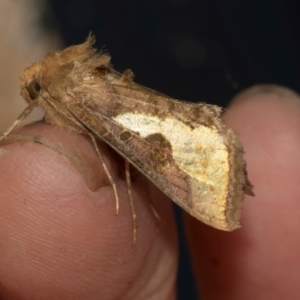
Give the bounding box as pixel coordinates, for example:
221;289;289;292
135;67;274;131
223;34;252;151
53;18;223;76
124;160;137;243
88;133;120;215
0;104;35;143
144;177;161;222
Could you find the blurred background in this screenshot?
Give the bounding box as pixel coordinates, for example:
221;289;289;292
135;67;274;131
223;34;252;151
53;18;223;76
1;0;300;298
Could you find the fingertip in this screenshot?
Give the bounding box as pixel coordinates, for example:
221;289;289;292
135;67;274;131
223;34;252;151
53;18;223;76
224;84;300;193
186;85;300;299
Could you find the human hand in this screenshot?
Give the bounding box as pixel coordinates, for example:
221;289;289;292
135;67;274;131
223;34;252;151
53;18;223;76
0;85;299;299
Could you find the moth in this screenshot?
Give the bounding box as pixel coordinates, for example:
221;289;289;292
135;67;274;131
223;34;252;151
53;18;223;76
0;36;253;238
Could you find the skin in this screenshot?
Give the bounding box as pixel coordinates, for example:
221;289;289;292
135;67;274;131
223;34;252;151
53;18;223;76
0;84;299;299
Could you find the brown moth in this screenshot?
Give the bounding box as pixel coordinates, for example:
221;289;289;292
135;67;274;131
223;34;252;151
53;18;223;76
0;36;253;236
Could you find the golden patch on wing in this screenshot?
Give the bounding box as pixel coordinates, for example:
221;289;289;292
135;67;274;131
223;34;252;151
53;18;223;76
113;112;231;228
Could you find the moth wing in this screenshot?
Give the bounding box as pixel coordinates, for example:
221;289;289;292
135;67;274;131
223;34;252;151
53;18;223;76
65;94;248;231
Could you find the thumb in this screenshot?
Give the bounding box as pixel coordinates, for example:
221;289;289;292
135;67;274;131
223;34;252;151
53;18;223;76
0;121;178;300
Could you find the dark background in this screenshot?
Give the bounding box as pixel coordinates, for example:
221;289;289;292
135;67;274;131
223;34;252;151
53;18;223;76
43;0;300;298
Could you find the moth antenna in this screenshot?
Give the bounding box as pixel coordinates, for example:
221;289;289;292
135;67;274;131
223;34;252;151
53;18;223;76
88;133;120;214
125;160;137;243
0;104;35;143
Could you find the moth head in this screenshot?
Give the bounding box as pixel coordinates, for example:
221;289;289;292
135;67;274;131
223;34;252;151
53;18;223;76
25;78;42;101
21;62;44;105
